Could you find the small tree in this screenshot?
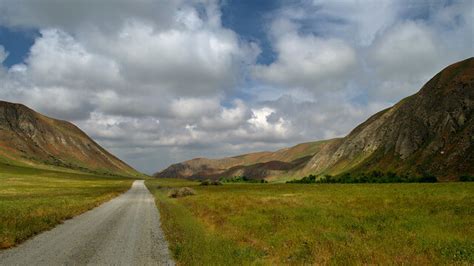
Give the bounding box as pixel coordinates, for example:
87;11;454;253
419;173;437;183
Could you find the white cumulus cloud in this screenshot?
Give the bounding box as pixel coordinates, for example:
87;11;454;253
253;33;356;91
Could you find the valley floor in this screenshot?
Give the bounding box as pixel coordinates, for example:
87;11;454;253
0;163;134;249
146;179;474;265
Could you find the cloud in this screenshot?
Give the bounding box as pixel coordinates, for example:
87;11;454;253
371;21;438;79
0;0;180;33
260;94;388;140
252;13;357;93
363;21;442;100
0;45;8;63
102;20;249;96
246;106;291;140
253;32;356;91
0;1;259;118
269;0;474;103
200;100;250;131
27;29;121;90
0;28;119;120
365;1;474;101
170;97;220;119
309;0;399;45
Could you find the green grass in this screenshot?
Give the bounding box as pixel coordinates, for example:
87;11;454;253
0;163;134;248
147;179;262;265
146;179;474;265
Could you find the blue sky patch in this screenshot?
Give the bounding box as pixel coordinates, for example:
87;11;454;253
221;0;279;65
0;26;38;67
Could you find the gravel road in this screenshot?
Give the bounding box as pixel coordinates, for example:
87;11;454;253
0;180;174;266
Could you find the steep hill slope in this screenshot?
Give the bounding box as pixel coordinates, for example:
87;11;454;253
155;57;474;181
0;101;141;177
303;57;474;180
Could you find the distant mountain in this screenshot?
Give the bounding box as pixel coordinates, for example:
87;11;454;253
155;140;337;182
0;101;141;177
155;57;474;181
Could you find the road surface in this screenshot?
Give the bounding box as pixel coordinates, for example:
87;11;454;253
0;180;174;266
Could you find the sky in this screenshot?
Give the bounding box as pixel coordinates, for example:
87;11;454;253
0;0;472;174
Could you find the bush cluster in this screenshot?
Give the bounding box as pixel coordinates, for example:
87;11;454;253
459;175;474;182
286;175;317;184
200;179;223;186
287;171;438;184
168;187;196;198
219;176;267;183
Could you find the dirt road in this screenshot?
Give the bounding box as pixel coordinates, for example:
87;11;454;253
0;180;174;265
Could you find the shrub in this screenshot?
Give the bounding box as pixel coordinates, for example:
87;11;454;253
200;179;223;186
459;175;474;182
286;175;317;184
168;187;196;198
219;176;265;183
319;174;334;183
419;173;438;183
211;180;223;186
200;179;211;186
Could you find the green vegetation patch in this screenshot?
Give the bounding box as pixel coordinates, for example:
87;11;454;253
220;176;268;183
287;171;438;184
0;163;134;249
147;178;474;264
460;175;474;182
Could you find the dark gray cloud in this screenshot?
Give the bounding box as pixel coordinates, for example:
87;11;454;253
0;0;179;32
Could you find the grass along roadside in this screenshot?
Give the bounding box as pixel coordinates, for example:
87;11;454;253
0;163;135;249
146;178;474;265
146;179;262;265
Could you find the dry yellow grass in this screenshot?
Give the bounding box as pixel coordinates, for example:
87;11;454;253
147;178;474;265
0;163;134;248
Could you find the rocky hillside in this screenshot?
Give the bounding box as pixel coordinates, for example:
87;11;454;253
0;101;141;177
303;57;474;180
155;57;474;181
155;140;337;181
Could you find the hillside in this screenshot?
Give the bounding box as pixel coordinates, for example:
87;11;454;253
155;140;337;180
303;57;474;180
0;101;141;177
155;57;474;181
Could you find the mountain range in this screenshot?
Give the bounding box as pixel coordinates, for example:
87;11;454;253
155;57;474;181
0;101;140;177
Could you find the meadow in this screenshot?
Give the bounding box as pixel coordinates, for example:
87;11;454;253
0;163;134;249
146;179;474;265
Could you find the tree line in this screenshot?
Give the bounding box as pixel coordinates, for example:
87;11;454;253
286;171;442;184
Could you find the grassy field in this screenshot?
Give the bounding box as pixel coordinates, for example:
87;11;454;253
146;179;474;265
0;163;134;249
